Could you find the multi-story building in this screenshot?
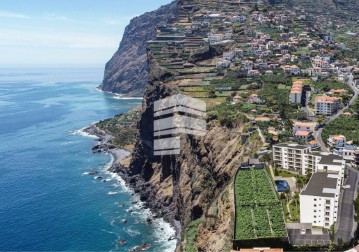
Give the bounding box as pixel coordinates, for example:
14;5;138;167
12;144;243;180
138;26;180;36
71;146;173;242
273;143;311;174
289;80;305;104
333;145;359;161
300;172;340;228
315;95;340;115
273;143;345;178
327;135;346;148
355;150;359;167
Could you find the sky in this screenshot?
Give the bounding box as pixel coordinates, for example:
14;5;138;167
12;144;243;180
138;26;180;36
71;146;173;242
0;0;173;67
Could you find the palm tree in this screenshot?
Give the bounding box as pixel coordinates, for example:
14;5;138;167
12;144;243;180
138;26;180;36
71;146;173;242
296;176;305;191
284;189;291;205
293;192;300;212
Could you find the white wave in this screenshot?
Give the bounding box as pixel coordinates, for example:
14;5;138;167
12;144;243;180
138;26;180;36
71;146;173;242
123;227;141;237
71;127;99;139
111;95;143;100
82;172;90;175
101;229;119;238
108;191;119;195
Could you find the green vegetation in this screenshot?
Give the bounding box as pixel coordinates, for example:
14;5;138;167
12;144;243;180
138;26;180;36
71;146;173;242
207;102;249;128
211;71;241;88
312;80;352;93
234;169;287;240
182;219;202;252
96;110;141;149
277;170;296;178
322;116;359;145
289;195;300;222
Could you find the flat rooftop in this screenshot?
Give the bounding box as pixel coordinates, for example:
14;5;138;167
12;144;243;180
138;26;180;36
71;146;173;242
274;143;309;150
301;173;339;198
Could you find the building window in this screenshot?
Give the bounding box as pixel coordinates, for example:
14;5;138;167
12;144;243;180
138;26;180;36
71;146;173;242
314;204;317;207
326;200;330;204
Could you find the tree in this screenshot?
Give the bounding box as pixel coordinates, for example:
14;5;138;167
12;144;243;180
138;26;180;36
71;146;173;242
354;99;359;120
296;176;305;190
293;192;300;214
284;189;291;204
274;168;279;176
317;115;326;124
262;153;271;163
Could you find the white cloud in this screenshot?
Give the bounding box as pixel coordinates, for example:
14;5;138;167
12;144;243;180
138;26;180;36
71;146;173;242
43;14;69;22
0;11;30;19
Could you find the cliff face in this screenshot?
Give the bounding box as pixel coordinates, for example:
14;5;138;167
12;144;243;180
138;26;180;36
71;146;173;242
99;1;178;96
106;0;358;250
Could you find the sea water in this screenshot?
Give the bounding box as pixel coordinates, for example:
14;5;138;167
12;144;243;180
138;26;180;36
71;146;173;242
0;68;176;251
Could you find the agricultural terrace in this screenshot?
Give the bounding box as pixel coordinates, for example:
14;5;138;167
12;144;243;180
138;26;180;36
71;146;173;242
234;168;287;240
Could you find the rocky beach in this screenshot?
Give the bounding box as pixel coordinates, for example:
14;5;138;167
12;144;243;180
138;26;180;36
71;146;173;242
84;123;180;244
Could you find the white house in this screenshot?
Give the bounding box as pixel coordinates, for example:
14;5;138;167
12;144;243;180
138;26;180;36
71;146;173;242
216;59;231;69
300;172;340;228
327;135;346;148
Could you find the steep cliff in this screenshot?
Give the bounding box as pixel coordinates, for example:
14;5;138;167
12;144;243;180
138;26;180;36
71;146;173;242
99;1;178;96
105;0;358;250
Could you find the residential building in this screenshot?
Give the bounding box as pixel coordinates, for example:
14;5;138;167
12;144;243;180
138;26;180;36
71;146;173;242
309;140;320;149
315;96;340;115
327;135;346;148
273;143;345;177
355;150;359;167
293;121;316;133
300;172;340;228
295;131;312;142
283;65;301;75
273;143;311;174
333;145;358;161
216;59;231;68
232;95;242;104
247;94;263;104
290;81;303;104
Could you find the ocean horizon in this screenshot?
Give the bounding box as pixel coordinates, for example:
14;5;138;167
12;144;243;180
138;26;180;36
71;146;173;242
0;68;176;251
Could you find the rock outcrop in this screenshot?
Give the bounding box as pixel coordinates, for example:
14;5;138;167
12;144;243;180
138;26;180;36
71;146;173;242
99;1;178;96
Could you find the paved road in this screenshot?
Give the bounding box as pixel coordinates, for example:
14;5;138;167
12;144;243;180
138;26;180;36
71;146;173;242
314;74;359;152
335;168;359;243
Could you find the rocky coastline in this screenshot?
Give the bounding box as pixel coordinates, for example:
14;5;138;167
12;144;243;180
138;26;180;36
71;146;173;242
84;124;180;244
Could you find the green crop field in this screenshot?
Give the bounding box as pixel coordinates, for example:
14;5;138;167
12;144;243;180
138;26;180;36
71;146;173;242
234;169;287;240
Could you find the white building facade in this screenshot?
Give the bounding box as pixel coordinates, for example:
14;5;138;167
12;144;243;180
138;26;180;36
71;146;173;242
300;173;340;228
273;143;345;179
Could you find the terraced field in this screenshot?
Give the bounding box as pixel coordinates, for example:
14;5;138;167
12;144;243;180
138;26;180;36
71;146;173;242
234;168;287;240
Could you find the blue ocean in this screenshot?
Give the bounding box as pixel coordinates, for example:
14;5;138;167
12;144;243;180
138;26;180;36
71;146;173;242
0;68;176;251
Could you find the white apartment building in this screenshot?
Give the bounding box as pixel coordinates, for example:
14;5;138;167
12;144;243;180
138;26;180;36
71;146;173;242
315;96;340;115
273;143;345;178
289;81;303;104
300;173;340;228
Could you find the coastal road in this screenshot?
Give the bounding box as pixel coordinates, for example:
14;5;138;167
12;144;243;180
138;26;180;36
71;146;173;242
335;168;359;243
314;74;359;152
